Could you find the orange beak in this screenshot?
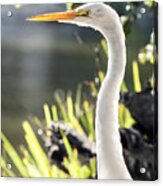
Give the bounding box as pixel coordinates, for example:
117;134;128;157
26;9;89;22
27;10;78;21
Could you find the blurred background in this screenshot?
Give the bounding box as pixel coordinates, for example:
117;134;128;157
1;2;154;146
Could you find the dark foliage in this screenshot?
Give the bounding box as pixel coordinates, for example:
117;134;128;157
121;84;158;180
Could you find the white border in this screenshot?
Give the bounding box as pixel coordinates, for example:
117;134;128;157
0;0;163;186
0;0;152;5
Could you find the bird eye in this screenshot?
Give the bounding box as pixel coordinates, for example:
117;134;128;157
77;9;90;17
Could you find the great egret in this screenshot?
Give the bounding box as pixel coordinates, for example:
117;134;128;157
28;3;132;179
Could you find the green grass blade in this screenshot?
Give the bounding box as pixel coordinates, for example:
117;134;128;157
80;114;89;133
43;104;52;127
120;81;128;92
98;70;105;84
51;105;58;122
51;164;69;178
54;92;69;122
83;100;93;125
20;145;36;166
67;91;74;119
1;157;16;177
75;84;82;118
101;39;108;56
60;129;72;159
83;100;95;140
63;151;81;178
89;157;96;178
119;103;125;128
90;82;98;97
67;91;85;134
132;61;142;92
119;104;135;128
70;116;85;135
22;121;50;177
124;107;135;128
80;165;91;178
22;158;42;177
1;133;29;177
32;116;42;127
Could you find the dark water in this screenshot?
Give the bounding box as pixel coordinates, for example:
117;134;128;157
1;3;154;146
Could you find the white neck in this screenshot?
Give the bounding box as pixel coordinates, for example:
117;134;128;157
95;14;132;179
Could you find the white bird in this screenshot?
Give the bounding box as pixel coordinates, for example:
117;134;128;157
27;3;132;180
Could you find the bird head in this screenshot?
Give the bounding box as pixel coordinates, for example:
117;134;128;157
27;3;118;30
